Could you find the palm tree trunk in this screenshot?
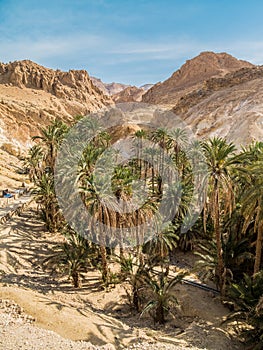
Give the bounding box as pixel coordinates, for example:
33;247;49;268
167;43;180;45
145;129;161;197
254;221;263;275
156;303;165;324
133;285;140;312
99;207;109;285
72;271;81;288
214;181;225;296
151;165;155;194
100;245;109;284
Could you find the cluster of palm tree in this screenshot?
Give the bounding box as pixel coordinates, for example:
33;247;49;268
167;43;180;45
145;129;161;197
26;117;263;337
24;118;69;231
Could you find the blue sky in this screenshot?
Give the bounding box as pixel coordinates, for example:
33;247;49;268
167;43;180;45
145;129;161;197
1;0;263;85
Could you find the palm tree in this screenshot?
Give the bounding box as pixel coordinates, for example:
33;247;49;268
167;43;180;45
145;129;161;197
235;143;263;276
141;270;186;324
44;229;93;288
24;145;43;182
133;129;147;176
241;159;263;275
111;164;137;261
29;120;68;232
80;173;118;286
228;271;263;349
143;222;178;269
202;137;237;296
34;172;59;231
151;128;169;190
195;231;253;287
118;254;154;312
143;147;158;194
33;119;68;172
167;128;188;171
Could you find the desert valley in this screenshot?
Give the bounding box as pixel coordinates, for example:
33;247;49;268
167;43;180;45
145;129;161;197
0;50;263;350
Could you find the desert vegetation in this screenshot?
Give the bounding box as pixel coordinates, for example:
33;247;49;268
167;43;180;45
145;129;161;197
24;118;263;348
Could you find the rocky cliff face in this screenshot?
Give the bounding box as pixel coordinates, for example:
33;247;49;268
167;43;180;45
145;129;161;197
0;60;112;153
175;67;263;145
142;51;253;105
173;65;263;115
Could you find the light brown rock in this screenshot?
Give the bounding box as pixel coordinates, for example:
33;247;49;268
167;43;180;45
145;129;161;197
112;86;145;103
0;60;113;152
142;51;253;105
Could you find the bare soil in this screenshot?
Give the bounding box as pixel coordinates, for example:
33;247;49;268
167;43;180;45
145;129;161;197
0;203;244;349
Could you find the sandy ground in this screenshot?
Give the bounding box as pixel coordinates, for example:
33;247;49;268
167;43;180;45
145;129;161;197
0;203;244;350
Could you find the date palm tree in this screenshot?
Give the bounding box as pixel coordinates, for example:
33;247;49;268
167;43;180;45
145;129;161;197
33;118;68;172
143;222;178;269
236;142;263;276
118;254;155;312
151;128;170;192
34;172;60;231
202;137;237;296
44;229;93;288
141;270;186;324
241;160;263;275
133;129;147;176
228;271;263;349
24;145;43;182
167;127;188;172
80;175;113;286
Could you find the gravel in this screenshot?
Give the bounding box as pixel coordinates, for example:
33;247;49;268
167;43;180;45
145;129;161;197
0;301;204;350
0;299;115;350
0;299;231;350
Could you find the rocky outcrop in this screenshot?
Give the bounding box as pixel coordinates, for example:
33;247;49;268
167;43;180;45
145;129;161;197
142;51;253;105
0;60;112;104
91;78;153;97
112;86;145;103
173;65;263;115
91;77;130;95
176;68;263;145
0;60;113;152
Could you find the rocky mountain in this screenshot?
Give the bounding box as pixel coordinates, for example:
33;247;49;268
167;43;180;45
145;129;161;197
0;52;262;158
91;77;130;95
90;77;110;95
91;78;153;98
172;65;263;145
142;51;253;105
112;86;145;103
112;83;154;103
0;60;112;153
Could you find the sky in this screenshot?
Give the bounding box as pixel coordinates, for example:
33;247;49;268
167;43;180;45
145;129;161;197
1;0;263;86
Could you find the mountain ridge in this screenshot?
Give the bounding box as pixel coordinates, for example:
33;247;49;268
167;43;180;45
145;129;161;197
142;51;254;105
0;52;261;155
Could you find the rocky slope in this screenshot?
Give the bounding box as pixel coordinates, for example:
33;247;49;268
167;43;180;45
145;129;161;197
173;66;263;145
0;53;262;154
112;85;145;103
91;77;130;95
142;51;253;106
0;60;112;153
91;78;153;101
